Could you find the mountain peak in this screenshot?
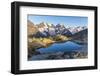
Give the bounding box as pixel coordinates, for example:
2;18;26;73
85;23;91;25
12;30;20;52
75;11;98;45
28;20;34;25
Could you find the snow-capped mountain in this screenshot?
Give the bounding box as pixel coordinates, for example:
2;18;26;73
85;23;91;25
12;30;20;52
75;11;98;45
36;22;56;37
67;26;87;34
36;22;73;37
28;20;87;37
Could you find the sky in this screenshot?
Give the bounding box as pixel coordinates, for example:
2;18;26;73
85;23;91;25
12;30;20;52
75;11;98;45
28;15;88;27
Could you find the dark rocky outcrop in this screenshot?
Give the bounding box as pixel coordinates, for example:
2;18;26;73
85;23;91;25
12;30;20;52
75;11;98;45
71;29;88;43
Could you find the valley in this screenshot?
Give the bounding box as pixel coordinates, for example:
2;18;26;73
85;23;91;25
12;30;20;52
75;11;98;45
27;20;88;60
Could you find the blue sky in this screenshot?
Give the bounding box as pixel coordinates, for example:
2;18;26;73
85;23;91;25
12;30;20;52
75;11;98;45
28;15;88;27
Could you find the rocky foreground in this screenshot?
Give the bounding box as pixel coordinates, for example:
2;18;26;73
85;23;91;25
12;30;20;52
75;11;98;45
28;51;87;61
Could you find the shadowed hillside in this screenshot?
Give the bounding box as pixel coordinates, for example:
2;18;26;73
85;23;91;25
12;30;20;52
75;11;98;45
71;29;88;43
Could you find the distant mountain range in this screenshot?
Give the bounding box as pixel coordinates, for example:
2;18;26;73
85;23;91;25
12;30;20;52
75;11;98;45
28;20;87;38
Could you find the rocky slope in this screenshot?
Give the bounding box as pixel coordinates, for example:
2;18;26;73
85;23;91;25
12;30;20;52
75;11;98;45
71;29;88;43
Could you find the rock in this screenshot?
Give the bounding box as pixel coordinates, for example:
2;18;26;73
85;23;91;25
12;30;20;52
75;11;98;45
64;55;70;59
47;55;56;59
55;56;63;59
